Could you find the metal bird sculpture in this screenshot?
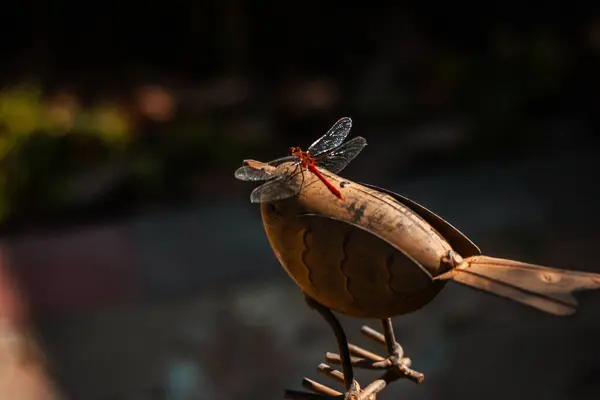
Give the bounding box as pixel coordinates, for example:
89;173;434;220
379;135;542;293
235;117;600;399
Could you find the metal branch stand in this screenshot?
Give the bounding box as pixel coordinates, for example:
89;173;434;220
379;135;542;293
284;325;424;399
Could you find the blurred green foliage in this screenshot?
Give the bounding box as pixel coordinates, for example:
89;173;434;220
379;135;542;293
0;24;593;228
0;83;132;224
0;84;130;141
0;82;267;227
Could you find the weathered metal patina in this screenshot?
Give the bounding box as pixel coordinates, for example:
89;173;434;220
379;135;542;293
247;159;600;319
235;118;600;399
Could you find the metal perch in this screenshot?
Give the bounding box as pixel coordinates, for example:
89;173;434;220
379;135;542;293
284;324;423;400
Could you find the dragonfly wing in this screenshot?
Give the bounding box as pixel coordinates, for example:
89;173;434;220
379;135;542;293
234;165;274;181
235;158;294;181
249;174;303;203
307;117;353;157
267;155;297;166
315;136;367;174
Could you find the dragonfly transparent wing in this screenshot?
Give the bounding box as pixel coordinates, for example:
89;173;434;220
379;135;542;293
235;157;299;181
314;136;367;174
266;155;297;166
307;117;353;157
249;172;304;203
234;165;273;181
234;159;281;181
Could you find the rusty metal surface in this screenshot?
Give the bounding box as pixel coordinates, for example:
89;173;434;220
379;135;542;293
239;158;600;319
434;255;600;315
358;182;481;258
235;152;600;399
258;162;451;318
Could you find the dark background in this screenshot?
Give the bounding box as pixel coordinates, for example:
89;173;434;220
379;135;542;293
1;2;600;399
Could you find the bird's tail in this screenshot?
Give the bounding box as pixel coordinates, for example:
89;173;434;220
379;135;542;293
434;255;600;316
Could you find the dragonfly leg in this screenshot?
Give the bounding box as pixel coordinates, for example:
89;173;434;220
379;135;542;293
303;295;360;399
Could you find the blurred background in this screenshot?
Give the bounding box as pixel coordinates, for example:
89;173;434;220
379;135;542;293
1;1;600;399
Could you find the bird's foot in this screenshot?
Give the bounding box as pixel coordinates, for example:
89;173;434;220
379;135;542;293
283;325;422;400
283;366;360;400
326;325;424;384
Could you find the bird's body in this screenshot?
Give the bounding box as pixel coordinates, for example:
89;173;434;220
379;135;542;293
236;117;600;398
259;162;600;318
260;164;449;318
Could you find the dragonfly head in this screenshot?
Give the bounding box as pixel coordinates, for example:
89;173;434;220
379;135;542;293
289;146;302;157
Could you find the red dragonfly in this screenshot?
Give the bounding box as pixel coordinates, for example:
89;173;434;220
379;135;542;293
235;117;367;203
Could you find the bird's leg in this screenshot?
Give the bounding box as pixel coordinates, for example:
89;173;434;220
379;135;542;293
381;318;402;364
285;320;424;400
323;321;424;386
376;318;420;377
303;295;360;400
351;319;424;383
